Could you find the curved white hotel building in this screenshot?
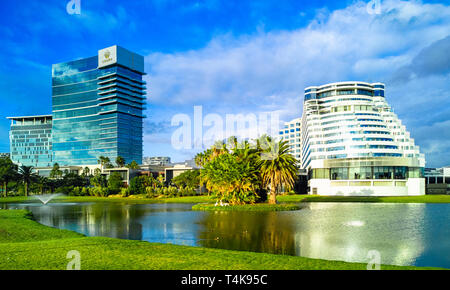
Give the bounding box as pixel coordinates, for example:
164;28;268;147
301;81;425;196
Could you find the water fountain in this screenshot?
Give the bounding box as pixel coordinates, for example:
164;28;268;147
33;193;62;205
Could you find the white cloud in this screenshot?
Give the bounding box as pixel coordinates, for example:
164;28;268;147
143;0;450;166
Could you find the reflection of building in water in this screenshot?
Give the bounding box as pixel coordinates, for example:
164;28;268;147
76;204;143;240
293;203;426;266
424;167;450;194
197;212;297;255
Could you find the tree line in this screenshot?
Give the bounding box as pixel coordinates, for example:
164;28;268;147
0;135;299;203
0;156;141;197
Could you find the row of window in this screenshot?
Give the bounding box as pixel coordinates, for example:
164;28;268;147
312;166;423;180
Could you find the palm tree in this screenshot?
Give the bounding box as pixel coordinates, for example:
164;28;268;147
211;140;228;159
115;156;125;168
0;157;18;197
49;163;63;179
259;140;298;204
36;176;50;194
82;167;90;177
97;156;111;170
18;165;37;197
194;152;206;167
93;168;102;176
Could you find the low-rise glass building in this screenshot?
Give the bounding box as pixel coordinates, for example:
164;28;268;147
7;115;53;167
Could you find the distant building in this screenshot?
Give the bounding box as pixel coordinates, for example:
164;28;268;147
279;118;302;161
142;156;171;166
424;167;450;194
7;115;53;167
165;164;195;183
103;167;141;185
0;153;10;159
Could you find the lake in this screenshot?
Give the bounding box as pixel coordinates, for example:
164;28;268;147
2;201;449;268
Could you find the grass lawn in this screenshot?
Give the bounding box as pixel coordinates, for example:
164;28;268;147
0;210;443;270
277;194;450;203
192;203;300;211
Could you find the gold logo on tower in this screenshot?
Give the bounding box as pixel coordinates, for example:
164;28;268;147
102;50;113;64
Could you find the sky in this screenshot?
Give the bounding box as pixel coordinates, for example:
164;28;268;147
0;0;449;167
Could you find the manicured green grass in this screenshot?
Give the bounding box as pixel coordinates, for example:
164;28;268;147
277;194;450;203
0;210;442;270
1;194;449;205
0;210;83;243
192;203;300;211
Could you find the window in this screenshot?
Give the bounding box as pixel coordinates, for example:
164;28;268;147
394;167;407;179
374;166;393;179
313;168;330;179
349;167;372;179
331;168;348;180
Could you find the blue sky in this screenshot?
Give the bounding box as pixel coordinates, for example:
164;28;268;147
0;0;449;167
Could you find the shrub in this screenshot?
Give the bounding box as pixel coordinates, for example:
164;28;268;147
89;187;110;197
81;187;89;196
145;187;156;198
69;187;82;196
56;186;73;195
120;187;130;197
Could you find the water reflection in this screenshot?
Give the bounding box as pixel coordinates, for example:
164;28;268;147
197;211;297;255
293;203;427;266
1;201;449;268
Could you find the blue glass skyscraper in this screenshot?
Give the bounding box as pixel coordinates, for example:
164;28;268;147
51;45;146;166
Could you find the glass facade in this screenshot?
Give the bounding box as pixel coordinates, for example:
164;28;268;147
313;166;422;181
51;46;146;166
8;115;53;167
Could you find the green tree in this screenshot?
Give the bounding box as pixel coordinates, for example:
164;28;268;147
259;140;298;204
108;172;124;194
172;170;200;189
18;165;37;197
81;167;91;177
194;152;207;167
90;172;107;188
115;156;125;168
0;157;18;197
126;160;140;169
62;172;86;188
49;163;63;179
36;176;50;194
128;176;145;195
139;175;156;188
201;153;259;205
